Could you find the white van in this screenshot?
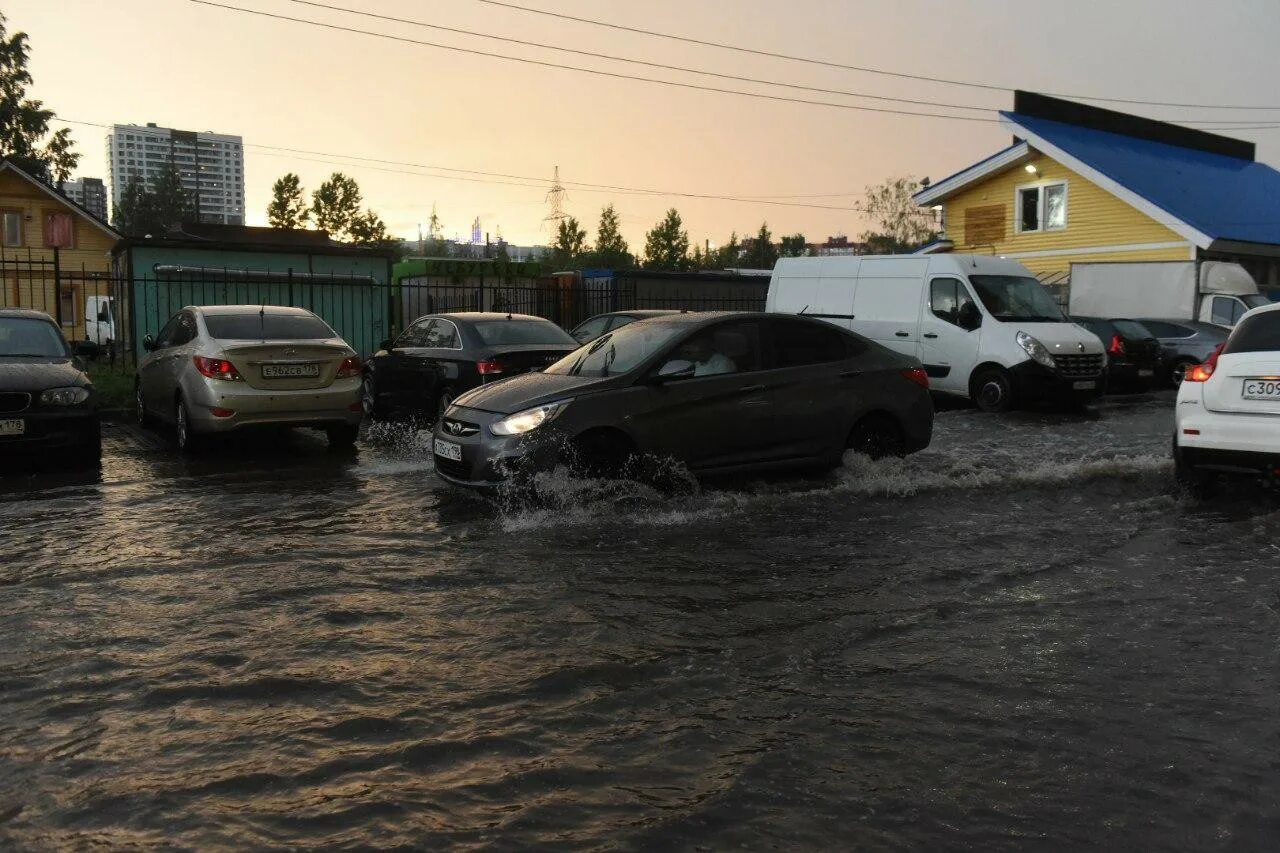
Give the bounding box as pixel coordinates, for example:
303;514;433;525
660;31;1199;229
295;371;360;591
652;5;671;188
84;295;115;353
767;255;1106;411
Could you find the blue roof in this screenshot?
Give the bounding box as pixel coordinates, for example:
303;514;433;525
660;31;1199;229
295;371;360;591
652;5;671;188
1003;111;1280;247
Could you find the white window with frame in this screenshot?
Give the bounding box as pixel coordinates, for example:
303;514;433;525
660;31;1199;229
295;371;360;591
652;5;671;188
1015;181;1068;233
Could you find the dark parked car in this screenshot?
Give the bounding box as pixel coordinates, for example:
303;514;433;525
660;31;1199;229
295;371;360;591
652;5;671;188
569;310;682;344
1134;318;1230;386
1073;317;1161;391
0;308;100;466
431;312;934;488
363;312;580;421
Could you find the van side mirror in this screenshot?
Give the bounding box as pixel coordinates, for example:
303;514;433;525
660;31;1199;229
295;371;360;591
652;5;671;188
142;334;156;352
957;302;982;331
651;359;696;384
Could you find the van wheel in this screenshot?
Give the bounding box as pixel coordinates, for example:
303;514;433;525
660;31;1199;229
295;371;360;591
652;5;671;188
847;414;905;460
972;368;1015;413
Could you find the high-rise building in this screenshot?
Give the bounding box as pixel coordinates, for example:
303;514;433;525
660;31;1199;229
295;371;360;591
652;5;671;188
60;177;109;221
107;123;245;225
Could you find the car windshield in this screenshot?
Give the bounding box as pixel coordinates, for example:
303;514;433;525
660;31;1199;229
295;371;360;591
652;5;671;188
1113;320;1153;339
472;319;577;346
204;313;336;340
1223;312;1280;355
546;322;684;377
969;275;1066;322
0;317;70;358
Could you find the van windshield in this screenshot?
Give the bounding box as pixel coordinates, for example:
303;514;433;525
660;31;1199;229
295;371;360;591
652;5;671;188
969;275;1067;322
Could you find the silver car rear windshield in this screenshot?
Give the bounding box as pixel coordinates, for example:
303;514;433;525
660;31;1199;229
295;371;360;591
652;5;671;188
203;313;336;340
0;317;70;358
547;323;684;377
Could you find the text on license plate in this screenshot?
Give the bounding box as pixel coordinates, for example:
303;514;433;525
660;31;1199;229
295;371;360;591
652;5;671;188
1073;381;1097;390
0;418;24;436
434;438;462;461
262;363;320;378
1242;379;1280;400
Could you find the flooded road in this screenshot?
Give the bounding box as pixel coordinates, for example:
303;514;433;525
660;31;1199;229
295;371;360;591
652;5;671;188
3;394;1279;850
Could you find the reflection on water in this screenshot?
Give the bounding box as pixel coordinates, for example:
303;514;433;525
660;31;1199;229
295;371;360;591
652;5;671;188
3;397;1280;849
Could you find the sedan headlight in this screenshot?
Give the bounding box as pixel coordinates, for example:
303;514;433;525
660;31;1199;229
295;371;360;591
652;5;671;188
40;386;90;407
1016;331;1056;369
490;400;569;436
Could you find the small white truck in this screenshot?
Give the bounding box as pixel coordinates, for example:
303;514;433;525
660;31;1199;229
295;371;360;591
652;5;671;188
84;295;116;354
1068;260;1267;328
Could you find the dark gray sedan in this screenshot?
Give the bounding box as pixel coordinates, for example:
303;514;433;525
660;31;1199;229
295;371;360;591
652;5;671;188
1135;319;1230;386
431;312;933;487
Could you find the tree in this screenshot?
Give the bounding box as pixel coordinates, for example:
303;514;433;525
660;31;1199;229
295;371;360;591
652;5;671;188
150;160;195;229
589;204;631;268
0;13;79;185
551;216;587;269
267;173;310;229
712;232;741;268
349;208;392;246
860;175;938;252
779;233;808;257
112;175;158;237
742;222;778;269
311;172;363;240
643;208;690;271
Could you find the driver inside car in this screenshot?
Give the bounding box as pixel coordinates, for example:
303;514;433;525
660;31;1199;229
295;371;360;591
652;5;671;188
679;334;737;376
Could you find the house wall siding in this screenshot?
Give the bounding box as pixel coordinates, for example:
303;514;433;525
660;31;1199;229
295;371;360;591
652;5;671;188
941;152;1190;277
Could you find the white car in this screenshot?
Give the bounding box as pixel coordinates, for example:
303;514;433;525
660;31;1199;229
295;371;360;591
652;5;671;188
1174;302;1280;494
136;305;364;452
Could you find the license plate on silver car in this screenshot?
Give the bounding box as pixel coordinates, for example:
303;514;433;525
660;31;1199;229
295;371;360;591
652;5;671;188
1242;379;1280;400
434;438;462;461
0;419;24;436
262;363;320;379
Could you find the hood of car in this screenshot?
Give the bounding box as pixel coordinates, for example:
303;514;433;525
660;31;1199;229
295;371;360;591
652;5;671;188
453;370;626;414
1031;323;1107;354
0;358;89;392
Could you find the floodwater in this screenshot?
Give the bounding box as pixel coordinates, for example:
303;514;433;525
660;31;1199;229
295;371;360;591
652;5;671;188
3;394;1279;850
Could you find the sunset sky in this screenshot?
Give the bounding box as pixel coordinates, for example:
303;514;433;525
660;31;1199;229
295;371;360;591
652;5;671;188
17;0;1280;248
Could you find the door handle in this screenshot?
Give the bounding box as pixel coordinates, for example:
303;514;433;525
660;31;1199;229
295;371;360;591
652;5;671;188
739;384;766;393
923;333;939;339
895;331;910;338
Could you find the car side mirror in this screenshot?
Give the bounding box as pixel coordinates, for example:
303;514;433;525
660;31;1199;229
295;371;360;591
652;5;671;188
652;359;696;383
73;355;86;371
142;334;156;352
379;339;392;351
957;303;982;331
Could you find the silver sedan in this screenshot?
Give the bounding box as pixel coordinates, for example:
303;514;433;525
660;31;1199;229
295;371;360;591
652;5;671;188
136;305;364;452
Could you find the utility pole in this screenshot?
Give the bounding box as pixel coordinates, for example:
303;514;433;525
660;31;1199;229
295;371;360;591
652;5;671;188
543;165;568;233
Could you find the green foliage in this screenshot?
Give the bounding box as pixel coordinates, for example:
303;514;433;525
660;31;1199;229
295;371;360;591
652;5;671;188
643;209;690;271
111;162;194;237
861;175;938;251
0;13;79;185
585;204;632;268
267;173;310;229
552;216;587;269
150;161;195;228
311;173;363;240
349;208;393;246
742;222;779;269
779;233;808;257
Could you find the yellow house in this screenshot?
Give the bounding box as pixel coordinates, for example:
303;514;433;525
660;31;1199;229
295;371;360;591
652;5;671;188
0;159;121;340
914;92;1280;295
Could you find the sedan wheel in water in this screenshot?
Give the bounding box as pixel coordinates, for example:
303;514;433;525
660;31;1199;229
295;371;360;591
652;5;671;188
362;374;387;420
175;397;202;454
847;414;906;460
972;368;1014;413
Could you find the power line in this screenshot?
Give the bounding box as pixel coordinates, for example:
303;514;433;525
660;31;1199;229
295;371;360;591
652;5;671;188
57;118;882;212
291;0;992;116
186;0;999;124
472;0;1280;112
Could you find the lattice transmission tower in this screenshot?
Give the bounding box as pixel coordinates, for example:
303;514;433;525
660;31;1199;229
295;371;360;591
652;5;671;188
543;166;568;231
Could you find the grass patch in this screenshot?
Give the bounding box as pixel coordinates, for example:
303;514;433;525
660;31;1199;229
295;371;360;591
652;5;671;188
86;361;135;411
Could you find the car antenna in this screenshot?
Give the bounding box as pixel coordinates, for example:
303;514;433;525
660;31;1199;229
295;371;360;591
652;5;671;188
799;304;810;315
259;304;266;342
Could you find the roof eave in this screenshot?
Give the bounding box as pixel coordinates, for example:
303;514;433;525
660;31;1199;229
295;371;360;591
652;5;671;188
0;160;122;241
913;142;1033;206
998;112;1214;250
